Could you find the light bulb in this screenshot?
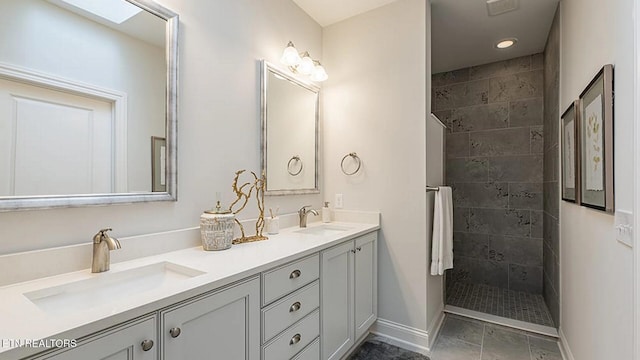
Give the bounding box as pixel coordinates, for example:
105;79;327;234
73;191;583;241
298;52;314;75
311;63;328;82
280;41;301;66
495;38;517;49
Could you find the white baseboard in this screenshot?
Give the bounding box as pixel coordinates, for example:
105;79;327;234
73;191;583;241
427;307;445;349
558;327;575;360
370;318;432;355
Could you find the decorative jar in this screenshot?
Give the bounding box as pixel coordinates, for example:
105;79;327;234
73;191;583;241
200;205;235;251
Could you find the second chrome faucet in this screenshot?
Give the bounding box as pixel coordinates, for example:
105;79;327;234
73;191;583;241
298;205;319;228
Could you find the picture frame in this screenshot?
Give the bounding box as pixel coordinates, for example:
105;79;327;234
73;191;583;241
151;136;166;192
578;64;614;212
561;101;580;203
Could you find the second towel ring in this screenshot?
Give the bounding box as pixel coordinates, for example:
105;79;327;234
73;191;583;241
287;155;303;176
341;152;361;175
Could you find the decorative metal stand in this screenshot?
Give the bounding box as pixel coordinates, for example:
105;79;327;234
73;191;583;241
228;170;268;244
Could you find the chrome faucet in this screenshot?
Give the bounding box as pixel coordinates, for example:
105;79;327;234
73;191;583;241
92;228;121;273
298;205;319;228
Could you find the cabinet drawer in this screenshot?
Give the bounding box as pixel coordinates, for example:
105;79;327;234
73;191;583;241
262;254;319;305
262;310;319;360
262;280;319;343
292;337;319;360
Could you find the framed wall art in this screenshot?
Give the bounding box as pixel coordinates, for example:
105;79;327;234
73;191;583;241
578;64;614;212
561;101;580;203
151;136;166;192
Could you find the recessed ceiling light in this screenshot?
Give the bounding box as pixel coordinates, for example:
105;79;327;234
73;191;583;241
496;38;518;49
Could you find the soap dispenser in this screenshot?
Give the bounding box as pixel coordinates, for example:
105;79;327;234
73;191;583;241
322;201;331;223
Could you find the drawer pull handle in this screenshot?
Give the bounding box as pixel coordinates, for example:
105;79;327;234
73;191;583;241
141;339;154;351
289;301;302;312
169;327;181;338
289;333;301;346
289;269;301;279
356;247;362;251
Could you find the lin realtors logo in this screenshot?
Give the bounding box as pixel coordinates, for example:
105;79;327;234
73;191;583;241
2;338;77;348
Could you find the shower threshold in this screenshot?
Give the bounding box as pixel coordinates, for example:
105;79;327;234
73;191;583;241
445;282;558;338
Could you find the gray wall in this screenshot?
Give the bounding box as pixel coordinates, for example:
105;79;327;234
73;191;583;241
432;55;544;293
542;7;561;326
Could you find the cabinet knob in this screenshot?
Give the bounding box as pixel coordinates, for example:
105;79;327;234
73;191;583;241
356;247;362;251
141;339;154;351
289;269;301;279
289;333;301;346
289;301;302;312
169;327;182;338
351;249;356;253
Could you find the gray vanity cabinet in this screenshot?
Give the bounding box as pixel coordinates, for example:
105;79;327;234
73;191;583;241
33;316;157;360
321;232;377;360
160;276;260;360
260;254;321;360
353;233;378;340
21;230;378;360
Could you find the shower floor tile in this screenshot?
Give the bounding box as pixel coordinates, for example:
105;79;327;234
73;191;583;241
446;282;555;327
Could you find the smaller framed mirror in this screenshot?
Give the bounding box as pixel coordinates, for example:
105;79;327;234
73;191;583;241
261;61;319;195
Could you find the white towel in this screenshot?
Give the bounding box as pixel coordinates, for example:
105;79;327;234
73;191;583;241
430;186;454;276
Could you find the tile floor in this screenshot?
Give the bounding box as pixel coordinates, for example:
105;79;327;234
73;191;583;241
430;314;562;360
446;282;555;327
348;335;429;359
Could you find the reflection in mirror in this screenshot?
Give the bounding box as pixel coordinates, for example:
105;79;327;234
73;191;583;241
0;0;178;210
261;61;319;195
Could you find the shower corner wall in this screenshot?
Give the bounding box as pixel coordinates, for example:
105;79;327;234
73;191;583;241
432;52;556;328
542;6;561;328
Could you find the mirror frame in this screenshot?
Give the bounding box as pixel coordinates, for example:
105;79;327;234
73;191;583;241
0;0;178;211
261;60;320;196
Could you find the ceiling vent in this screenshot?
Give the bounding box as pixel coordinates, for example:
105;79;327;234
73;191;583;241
486;0;519;16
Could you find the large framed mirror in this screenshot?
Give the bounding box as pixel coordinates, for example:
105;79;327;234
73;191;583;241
0;0;178;210
261;61;319;195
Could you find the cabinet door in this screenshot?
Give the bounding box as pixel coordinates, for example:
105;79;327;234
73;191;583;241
37;316;157;360
354;233;377;340
320;240;354;360
161;276;260;360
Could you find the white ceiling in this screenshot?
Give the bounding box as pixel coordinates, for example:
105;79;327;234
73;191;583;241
292;0;401;27
431;0;559;73
292;0;559;73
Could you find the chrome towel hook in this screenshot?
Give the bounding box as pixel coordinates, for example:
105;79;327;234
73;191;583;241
341;152;361;176
287;155;303;176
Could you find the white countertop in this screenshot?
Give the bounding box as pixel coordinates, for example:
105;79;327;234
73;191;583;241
0;219;379;360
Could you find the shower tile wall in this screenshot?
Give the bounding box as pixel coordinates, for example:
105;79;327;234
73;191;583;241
542;7;561;326
432;54;544;294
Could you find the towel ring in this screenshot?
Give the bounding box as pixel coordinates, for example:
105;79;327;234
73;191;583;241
287;155;303;176
341;152;361;176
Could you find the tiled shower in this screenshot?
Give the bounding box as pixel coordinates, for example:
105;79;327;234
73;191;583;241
432;32;560;328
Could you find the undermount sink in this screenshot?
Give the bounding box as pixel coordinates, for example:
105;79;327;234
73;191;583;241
295;225;352;236
24;262;205;315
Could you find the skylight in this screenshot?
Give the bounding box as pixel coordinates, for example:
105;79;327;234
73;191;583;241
56;0;142;24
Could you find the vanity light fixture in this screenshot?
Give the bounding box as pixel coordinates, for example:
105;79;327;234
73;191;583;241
495;37;518;49
280;41;328;82
280;41;302;66
311;61;328;82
